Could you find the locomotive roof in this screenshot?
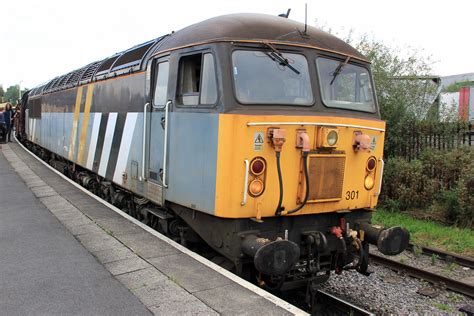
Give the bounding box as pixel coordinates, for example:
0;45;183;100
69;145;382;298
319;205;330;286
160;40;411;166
155;13;366;61
29;13;367;97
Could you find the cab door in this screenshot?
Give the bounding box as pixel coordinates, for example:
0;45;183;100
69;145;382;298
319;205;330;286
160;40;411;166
144;57;171;205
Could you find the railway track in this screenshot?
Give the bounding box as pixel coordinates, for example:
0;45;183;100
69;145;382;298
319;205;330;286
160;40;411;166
283;289;374;315
314;290;374;316
406;244;474;269
369;253;474;299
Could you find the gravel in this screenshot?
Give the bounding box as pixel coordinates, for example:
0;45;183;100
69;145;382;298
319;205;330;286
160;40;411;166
320;262;474;315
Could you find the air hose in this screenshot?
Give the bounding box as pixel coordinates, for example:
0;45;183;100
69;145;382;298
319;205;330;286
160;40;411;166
275;152;284;216
275;152;310;216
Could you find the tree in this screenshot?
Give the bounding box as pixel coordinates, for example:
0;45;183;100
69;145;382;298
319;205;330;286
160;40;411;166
4;85;20;103
353;37;437;118
0;85;4;102
343;35;439;157
314;25;438;123
3;85;28;103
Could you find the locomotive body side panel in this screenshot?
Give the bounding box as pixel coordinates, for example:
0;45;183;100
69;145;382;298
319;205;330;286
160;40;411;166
165;112;219;214
25;72;220;214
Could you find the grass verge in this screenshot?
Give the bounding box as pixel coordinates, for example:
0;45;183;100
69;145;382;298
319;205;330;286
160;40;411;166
372;209;474;257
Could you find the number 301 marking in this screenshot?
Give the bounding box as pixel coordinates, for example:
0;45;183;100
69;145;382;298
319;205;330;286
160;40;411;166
345;190;359;200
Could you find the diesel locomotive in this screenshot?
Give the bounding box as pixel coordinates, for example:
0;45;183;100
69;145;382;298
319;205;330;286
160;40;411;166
19;13;409;292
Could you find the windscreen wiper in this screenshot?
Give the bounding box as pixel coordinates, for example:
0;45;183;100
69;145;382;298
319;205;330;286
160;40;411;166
330;56;351;85
262;42;300;75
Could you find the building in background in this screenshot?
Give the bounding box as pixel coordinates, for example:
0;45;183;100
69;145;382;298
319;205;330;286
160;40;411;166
459;87;474;122
439;73;474;122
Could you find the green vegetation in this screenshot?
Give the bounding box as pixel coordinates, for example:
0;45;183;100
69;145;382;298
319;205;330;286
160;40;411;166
443;262;459;272
412;245;422;258
443;80;474;93
431;254;438;265
434;303;452;312
381;147;474;228
347;37;474;230
351;37;438;157
372;209;474;257
0;84;28;103
447;293;463;303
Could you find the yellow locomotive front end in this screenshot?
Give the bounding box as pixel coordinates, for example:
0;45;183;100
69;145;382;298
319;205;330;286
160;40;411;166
215;115;386;219
204;41;409;287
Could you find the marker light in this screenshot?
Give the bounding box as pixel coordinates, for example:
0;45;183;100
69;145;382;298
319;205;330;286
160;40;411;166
250;158;266;176
249;179;264;196
367;157;377;171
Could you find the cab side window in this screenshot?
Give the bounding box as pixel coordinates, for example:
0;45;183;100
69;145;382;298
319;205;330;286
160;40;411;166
177;53;217;106
153;61;169;107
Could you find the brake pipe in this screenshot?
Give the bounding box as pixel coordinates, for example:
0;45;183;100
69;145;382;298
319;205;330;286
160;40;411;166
270;128;286;216
284;152;309;215
275;151;284;216
273;130;311;216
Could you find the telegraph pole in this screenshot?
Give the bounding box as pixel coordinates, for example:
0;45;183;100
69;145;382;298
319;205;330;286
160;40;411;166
18;80;23;101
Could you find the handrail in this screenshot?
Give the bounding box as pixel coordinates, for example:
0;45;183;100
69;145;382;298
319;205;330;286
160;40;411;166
241;159;249;206
377;158;385;196
246;121;385;132
141;102;150;181
162;100;171;188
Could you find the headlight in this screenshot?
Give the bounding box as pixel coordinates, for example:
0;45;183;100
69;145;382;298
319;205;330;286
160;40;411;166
249;179;264;196
327;130;338;146
364;175;375;190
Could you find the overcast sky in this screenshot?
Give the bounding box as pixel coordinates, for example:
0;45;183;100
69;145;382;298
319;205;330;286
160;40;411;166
1;0;472;90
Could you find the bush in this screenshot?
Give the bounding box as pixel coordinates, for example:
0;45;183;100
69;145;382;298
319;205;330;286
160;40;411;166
381;157;437;211
380;147;474;227
438;174;474;227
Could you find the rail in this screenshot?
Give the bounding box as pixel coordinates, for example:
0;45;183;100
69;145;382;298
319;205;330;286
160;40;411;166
370;253;474;298
316;290;374;316
406;244;474;269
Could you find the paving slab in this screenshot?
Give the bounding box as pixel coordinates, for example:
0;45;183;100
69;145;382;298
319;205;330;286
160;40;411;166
132;279;218;315
113;231;181;259
116;266;168;290
61;216;97;229
68;221;105;236
105;256;152;276
62;193;102;207
149;253;233;293
95;216;152;236
79;203;126;220
93;245;137;264
76;232;123;252
194;283;290;315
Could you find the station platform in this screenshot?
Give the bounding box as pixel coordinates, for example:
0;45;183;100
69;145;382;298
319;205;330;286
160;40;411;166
0;141;304;315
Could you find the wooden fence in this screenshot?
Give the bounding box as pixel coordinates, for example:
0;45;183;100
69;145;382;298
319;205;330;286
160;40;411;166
386;121;473;159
